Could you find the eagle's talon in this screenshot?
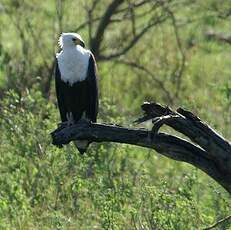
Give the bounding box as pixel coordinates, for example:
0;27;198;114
151;117;164;135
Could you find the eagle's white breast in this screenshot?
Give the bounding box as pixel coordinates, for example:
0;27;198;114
56;45;91;85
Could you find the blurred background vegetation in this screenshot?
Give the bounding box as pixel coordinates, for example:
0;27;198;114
0;0;230;229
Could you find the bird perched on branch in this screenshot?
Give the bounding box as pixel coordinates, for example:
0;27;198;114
55;32;98;154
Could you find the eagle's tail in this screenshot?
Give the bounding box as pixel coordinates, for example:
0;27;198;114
73;140;89;155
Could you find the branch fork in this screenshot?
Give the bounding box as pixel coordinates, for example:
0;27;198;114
51;102;231;193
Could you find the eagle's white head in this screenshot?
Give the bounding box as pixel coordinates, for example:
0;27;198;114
59;33;85;49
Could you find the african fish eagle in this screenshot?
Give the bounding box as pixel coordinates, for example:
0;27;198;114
55;32;98;154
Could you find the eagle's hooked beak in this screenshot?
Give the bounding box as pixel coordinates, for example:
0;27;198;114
73;38;85;48
79;40;85;48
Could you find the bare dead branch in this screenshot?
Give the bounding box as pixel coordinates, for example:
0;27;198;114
203;215;231;230
115;59;174;104
83;0;100;42
51;102;231;193
138;102;231;176
87;0;168;60
90;0;125;58
24;19;55;98
75;15;136;33
219;11;231;19
161;4;186;98
75;17;101;32
56;0;64;34
98;15;168;60
75;0;153;33
128;0;136;37
205;30;231;45
116;0;148;12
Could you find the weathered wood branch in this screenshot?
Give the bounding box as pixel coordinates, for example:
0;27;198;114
205;30;231;45
51;102;231;193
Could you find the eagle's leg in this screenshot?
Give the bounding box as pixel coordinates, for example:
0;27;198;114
79;117;90;124
147;117;161;141
66;112;75;126
77;112;91;126
150;114;180;139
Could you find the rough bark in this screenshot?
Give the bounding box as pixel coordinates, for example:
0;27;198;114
90;0;125;59
51;102;231;193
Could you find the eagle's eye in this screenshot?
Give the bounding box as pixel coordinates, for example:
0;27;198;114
72;37;77;41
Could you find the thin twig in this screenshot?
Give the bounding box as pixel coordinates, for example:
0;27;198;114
98;15;168;60
163;5;186;98
205;30;231;45
115;59;174;104
203;215;231;230
75;17;101;32
83;0;100;42
115;0;151;14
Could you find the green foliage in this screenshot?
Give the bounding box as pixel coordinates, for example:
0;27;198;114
0;0;230;229
0;88;230;229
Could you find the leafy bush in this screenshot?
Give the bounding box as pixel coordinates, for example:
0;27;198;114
0;87;230;229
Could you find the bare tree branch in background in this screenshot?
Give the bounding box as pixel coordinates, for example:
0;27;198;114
74;0;187;104
56;0;64;34
83;0;100;42
161;3;186;99
2;5;33;91
2;2;56;98
128;0;137;37
76;17;101;32
98;14;168;60
89;0;171;61
90;0;125;59
205;30;231;45
24;19;56;98
76;0;157;34
115;59;174;104
203;215;231;230
77;0;170;61
216;8;231;20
